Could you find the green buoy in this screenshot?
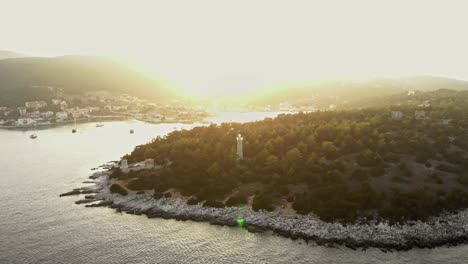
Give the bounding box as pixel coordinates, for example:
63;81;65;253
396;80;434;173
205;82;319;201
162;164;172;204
236;217;245;228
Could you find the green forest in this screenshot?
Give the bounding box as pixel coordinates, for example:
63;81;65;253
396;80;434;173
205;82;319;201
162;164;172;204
114;90;468;223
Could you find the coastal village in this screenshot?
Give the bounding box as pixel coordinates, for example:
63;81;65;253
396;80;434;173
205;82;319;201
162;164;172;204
0;92;209;128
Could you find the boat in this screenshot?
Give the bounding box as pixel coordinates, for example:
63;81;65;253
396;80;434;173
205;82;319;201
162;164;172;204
130;129;134;134
30;122;38;139
72;117;77;133
96;123;104;127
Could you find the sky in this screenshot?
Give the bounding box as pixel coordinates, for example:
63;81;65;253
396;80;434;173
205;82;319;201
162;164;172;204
1;0;468;98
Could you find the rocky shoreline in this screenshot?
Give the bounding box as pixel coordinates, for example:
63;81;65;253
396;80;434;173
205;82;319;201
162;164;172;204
62;171;468;251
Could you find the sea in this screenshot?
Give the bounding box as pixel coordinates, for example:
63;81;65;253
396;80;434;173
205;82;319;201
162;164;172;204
1;112;467;264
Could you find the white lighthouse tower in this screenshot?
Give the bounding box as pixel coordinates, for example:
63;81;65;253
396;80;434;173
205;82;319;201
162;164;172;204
236;134;243;160
120;159;129;173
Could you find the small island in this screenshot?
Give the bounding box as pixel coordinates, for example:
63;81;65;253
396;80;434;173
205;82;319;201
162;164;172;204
68;89;468;251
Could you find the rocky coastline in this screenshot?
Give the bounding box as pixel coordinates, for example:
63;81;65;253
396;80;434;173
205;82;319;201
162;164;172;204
62;171;468;251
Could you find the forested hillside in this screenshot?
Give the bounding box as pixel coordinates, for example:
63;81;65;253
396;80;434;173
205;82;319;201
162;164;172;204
0;56;176;106
247;76;468;109
114;90;468;223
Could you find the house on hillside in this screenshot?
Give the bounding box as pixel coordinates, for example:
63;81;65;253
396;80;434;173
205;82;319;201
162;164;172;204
18;107;27;115
415;110;426;119
440;119;451;125
391;111;403;120
25;101;47;109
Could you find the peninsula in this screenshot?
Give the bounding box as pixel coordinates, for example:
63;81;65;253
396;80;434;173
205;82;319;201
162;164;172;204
66;89;468;250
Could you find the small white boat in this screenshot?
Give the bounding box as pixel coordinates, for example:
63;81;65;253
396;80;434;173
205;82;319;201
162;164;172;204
72;117;77;133
30;123;38;139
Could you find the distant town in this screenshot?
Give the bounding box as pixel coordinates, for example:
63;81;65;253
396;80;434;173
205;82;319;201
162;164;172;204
0;87;332;129
0;92;211;128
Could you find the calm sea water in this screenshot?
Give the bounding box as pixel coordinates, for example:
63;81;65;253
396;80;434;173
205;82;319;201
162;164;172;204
1;113;467;264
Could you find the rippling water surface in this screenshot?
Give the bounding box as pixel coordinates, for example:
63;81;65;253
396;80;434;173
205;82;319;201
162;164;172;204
1;113;467;263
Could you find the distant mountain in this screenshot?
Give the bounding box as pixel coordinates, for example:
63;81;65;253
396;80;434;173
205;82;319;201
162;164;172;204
247;76;468;109
0;50;26;60
0;56;177;106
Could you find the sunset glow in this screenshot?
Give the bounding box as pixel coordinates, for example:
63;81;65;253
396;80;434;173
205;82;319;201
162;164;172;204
2;0;468;98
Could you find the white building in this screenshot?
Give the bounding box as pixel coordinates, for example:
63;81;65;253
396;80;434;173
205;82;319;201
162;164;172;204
56;112;68;119
120;158;155;174
17;118;35;126
279;102;293;111
30;111;41;119
41;111;54;118
60;101;68;110
51;99;62;105
440;119;451;125
25;101;47;109
391;111;403;120
112;105;128;111
415;110;426;119
18;107;27;115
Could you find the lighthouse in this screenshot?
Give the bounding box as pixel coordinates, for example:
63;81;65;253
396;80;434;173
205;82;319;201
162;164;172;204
236;134;243;160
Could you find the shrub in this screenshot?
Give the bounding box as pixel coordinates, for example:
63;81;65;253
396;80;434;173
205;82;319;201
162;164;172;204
436;164;459;173
428;172;443;184
457;174;468;186
127;178;146;190
110;184;128;196
391;175;404;183
153;192;164;199
187;198;199;205
203;200;225;208
225;194;248;207
252;194;274;211
164;192;172;198
351;169;369;181
369;166;385;177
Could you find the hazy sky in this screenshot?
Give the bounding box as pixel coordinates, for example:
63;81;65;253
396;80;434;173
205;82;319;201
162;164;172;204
1;0;467;97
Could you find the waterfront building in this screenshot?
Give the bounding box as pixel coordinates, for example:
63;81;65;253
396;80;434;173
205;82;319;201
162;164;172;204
56;112;68;120
279;102;293;111
40;111;54;118
17;118;35;126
